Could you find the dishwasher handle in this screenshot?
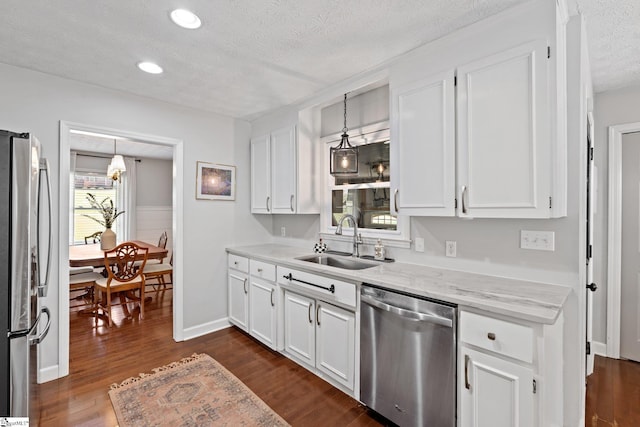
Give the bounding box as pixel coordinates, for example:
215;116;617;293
361;294;453;328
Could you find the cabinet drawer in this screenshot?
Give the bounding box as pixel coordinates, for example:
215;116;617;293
277;266;357;308
250;260;276;282
228;254;249;273
459;311;533;363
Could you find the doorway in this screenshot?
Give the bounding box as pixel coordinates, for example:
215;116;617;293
58;121;185;378
606;121;640;360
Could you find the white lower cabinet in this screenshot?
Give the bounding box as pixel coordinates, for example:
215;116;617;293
228;262;249;331
458;310;563;427
249;278;277;349
284;291;315;366
460;346;534;427
284;289;356;392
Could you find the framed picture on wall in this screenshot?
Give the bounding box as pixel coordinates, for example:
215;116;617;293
196;162;236;201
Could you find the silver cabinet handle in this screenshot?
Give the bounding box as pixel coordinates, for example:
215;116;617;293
464;354;471;390
394;188;399;213
308;303;312;323
461;185;468;214
243;278;248;294
266;196;271;212
361;294;453;327
270;288;275;307
290;194;295;212
316;304;321;326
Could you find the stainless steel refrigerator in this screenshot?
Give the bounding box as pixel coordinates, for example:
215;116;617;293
0;130;52;417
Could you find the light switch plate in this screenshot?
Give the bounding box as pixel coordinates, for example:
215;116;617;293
415;237;425;252
520;230;555;251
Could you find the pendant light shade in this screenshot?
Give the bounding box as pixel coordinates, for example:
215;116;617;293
108;139;126;181
330;93;358;176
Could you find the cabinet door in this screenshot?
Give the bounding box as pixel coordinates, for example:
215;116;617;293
316;302;355;390
391;70;456;216
284;291;315;367
460;347;534;427
271;125;297;214
251;135;271;213
457;40;551;218
249;278;277;349
228;271;249;331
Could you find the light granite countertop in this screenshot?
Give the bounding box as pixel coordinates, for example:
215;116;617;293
226;244;571;325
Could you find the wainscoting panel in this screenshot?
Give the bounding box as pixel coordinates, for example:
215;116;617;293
137;206;173;258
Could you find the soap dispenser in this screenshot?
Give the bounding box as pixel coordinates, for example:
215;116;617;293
374;239;385;260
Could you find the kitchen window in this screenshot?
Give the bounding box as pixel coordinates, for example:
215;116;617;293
322;131;409;247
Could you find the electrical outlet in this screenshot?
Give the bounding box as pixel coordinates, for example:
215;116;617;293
445;241;457;257
415;237;425;252
520;230;555;251
280;226;286;237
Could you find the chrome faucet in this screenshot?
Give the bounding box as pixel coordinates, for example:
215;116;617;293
335;213;362;257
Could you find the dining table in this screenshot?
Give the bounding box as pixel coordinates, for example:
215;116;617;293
69;240;168;268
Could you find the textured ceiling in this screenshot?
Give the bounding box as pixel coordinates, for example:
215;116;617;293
574;0;640;93
0;1;638;121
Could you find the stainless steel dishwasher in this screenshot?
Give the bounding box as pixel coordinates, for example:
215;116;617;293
360;284;456;427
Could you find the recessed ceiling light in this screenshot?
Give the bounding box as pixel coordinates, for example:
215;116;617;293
170;9;202;29
137;61;163;74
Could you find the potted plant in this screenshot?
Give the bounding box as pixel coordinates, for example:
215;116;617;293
83;193;125;250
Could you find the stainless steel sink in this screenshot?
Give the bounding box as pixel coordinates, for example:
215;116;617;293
296;254;378;270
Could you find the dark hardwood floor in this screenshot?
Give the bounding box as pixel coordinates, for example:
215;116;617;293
586;355;640;427
32;286;386;426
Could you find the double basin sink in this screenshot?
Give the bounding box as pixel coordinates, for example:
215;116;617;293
296;253;382;270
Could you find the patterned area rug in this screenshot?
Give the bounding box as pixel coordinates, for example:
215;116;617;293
109;353;289;427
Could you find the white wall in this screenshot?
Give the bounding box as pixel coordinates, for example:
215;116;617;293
592;84;640;344
136;158;172;206
0;62;272;379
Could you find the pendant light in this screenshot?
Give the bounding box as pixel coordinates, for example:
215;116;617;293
330;93;358;176
107;139;126;182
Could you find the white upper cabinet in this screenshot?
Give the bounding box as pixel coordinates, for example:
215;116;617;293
270;126;297;214
250;135;271;213
457;40;551;218
389;0;566;219
391;70;456;216
250;109;321;215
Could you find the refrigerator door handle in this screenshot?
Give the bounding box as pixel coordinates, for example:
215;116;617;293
37;158;52;297
28;306;51;345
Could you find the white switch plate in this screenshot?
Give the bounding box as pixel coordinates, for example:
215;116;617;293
445;241;457;257
415;237;425;252
520;230;555;251
280;226;286;237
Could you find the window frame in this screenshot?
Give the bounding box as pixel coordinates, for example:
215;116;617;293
319;124;410;248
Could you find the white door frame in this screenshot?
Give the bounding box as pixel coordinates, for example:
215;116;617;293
606;121;640;358
58;121;185;378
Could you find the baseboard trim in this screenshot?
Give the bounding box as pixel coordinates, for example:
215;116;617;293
39;364;60;384
592;341;607;357
182;318;231;341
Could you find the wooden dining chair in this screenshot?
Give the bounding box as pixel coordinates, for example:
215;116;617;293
143;252;173;290
69;271;102;309
84;231;102;244
94;241;149;327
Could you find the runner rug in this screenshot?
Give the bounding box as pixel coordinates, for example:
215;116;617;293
109;353;289;427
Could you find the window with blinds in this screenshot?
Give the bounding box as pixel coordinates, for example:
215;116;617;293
72;172;118;244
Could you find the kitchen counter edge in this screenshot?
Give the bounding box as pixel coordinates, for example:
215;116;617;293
226;244;571;325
